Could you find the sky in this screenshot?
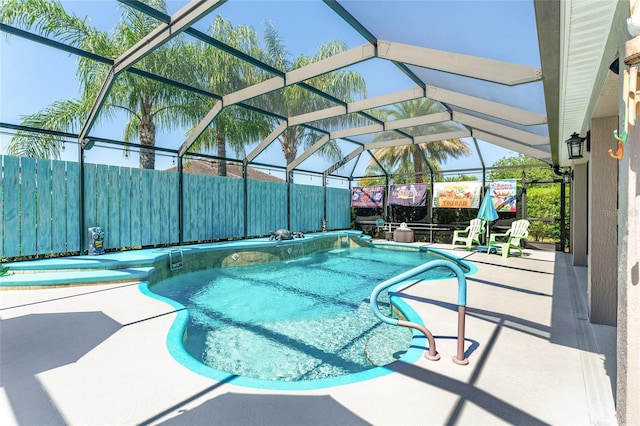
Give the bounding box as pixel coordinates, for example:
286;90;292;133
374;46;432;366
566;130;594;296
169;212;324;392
0;0;541;185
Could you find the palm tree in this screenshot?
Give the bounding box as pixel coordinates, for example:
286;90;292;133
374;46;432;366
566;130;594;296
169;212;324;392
181;16;271;176
1;0;191;169
365;99;471;183
260;22;367;171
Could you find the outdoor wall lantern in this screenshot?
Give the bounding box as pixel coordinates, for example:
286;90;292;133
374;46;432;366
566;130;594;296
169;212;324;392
565;132;586;159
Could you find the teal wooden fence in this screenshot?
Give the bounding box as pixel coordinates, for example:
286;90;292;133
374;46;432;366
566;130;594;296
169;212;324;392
326;186;352;230
0;155;351;259
290;183;324;232
246;179;288;236
1;156;79;258
182;173;245;241
82;164;179;249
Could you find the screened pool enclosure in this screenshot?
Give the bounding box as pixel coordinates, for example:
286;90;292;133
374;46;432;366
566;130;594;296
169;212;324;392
0;0;560;259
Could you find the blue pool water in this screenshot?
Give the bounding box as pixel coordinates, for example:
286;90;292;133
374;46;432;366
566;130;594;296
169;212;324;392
147;245;469;388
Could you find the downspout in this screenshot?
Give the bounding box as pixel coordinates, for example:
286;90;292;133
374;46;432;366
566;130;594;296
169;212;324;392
560;175;566;252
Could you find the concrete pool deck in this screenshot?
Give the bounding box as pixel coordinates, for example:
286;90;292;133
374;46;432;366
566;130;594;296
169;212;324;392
0;242;617;425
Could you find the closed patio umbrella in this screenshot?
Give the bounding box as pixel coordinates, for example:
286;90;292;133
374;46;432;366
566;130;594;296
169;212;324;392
477;189;499;244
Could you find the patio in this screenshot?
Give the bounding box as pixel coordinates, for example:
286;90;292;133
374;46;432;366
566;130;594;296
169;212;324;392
0;243;617;425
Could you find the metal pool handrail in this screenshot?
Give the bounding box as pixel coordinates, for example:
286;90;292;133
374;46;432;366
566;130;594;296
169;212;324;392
369;259;469;365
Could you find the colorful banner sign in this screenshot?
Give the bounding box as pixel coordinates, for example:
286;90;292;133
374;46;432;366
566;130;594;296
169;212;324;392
351;186;384;208
490;179;518;212
389;183;428;206
432;181;482;209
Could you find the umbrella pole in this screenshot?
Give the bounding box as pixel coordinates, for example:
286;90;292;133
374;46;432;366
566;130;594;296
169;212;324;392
485;221;490;245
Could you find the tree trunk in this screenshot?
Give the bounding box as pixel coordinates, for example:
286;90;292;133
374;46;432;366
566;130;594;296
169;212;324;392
413;146;424;183
139;117;156;170
281;135;297;165
281;133;297;182
216;130;226;177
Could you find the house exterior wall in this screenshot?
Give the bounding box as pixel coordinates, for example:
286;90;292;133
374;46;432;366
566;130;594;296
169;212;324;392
617;109;640;426
587;116;618;326
571;163;588;266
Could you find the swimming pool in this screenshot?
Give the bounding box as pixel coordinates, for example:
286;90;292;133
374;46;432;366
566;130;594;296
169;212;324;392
143;243;472;389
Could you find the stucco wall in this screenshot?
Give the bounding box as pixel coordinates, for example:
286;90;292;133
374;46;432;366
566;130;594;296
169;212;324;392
587;116;618;326
617;111;640;425
571;163;588;266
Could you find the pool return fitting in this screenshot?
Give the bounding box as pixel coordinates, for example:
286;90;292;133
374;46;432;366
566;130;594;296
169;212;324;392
369;259;469;365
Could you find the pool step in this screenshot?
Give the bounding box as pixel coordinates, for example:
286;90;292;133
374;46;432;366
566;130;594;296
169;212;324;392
0;267;154;289
3;252;163;274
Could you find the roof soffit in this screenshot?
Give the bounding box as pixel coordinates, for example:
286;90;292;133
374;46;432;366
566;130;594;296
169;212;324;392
556;0;624;166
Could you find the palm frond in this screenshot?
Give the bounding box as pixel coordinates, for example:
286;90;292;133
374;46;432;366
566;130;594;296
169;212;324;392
262;19;290;71
6;97;85;158
6;131;62;159
1;0;106;47
365;98;471;179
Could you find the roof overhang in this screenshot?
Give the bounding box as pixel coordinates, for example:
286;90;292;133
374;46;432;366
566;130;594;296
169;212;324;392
535;0;627;167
